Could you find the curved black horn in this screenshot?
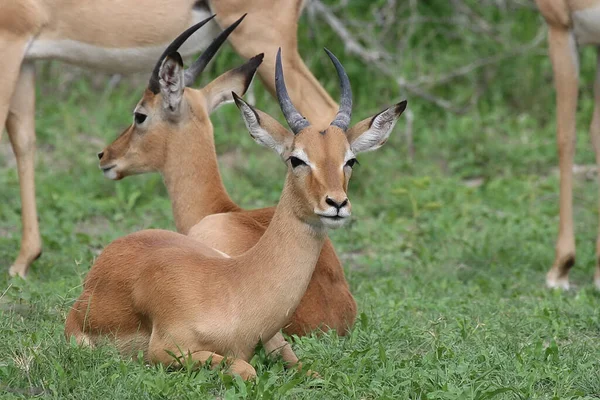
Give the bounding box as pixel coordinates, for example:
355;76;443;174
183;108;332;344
324;48;352;131
184;14;247;87
275;48;310;134
148;15;216;94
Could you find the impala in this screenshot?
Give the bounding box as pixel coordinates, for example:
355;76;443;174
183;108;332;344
65;47;407;379
97;16;369;346
536;0;600;289
1;0;337;278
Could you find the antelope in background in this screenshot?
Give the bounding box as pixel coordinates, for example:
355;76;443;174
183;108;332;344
65;47;407;380
536;0;600;289
1;0;337;278
97;17;361;343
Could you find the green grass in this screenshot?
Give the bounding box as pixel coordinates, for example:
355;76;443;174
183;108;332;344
3;3;600;399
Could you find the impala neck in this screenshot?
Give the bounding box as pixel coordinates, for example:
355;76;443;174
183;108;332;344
162;98;239;234
235;176;327;339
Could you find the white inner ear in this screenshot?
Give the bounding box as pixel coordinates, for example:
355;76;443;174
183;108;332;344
350;107;399;154
159;59;184;113
238;102;285;156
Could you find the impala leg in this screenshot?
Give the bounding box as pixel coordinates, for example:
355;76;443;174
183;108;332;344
546;27;579;290
210;0;337;129
148;336;256;380
263;332;319;377
6;63;41;278
591;48;600;290
0;36;29;144
263;332;299;366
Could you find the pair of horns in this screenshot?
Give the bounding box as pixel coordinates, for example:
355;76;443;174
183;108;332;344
275;48;352;134
148;14;246;94
149;14;353;133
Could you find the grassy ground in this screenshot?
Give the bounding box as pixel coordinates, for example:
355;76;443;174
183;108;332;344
2;3;600;399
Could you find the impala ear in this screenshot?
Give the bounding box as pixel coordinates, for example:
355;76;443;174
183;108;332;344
233;92;294;159
159;52;185;115
202;54;264;114
346;100;407;154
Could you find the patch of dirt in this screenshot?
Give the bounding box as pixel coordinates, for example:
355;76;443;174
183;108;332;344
75;215;112;237
550;164;598;181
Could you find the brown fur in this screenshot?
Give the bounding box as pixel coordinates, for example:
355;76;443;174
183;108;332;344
99;68;357;337
67;102;402;378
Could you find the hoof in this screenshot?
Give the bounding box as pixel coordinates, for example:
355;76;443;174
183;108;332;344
8;264;28;279
546;270;570;290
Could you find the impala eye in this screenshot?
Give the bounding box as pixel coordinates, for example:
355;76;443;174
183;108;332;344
289;156;307;168
345;158;359;168
134;112;147;124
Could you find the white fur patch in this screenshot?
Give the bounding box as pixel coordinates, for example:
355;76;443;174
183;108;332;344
24;9;219;73
350;107;399;154
573;7;600;45
103;168;118;180
290;149;312;168
239;103;285;156
212;248;231;258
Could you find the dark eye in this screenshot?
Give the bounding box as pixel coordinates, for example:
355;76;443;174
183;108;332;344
345;158;359;168
289;156;307;168
134;112;147;124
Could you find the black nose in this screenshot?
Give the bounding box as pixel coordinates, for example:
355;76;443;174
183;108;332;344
97;151;104;160
326;196;348;210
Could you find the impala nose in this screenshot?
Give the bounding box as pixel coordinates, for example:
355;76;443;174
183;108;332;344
97;151;104;160
325;196;348;210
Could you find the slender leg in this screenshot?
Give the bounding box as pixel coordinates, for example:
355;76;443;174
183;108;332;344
148;335;257;380
0;36;29;144
6;63;41;278
590;48;600;290
546;26;579;290
210;0;338;129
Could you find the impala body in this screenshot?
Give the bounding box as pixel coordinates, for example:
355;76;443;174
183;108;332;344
535;0;600;289
97;17;357;340
1;0;337;277
65;45;407;379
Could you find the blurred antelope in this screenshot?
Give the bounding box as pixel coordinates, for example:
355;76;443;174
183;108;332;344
65;47;407;379
536;0;600;289
1;0;337;278
97;17;369;343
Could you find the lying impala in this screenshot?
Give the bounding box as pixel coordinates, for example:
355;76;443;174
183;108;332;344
65;46;407;379
97;16;364;346
1;0;337;278
535;0;600;289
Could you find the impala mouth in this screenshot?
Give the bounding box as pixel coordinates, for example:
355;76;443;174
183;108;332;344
320;215;345;220
100;165;115;173
316;212;350;229
100;164;119;180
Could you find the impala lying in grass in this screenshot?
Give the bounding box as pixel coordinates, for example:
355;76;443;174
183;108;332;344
66;44;407;379
96;14;386;353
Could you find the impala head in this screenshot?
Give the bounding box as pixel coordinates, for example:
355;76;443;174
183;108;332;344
234;49;407;229
98;14;262;180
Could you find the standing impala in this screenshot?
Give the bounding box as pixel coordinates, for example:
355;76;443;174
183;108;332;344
96;16;380;341
1;0;337;278
535;0;600;289
65;47;407;380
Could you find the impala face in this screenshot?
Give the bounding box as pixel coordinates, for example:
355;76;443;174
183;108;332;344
96;15;261;181
98;91;166;180
234;48;407;230
285;127;356;229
